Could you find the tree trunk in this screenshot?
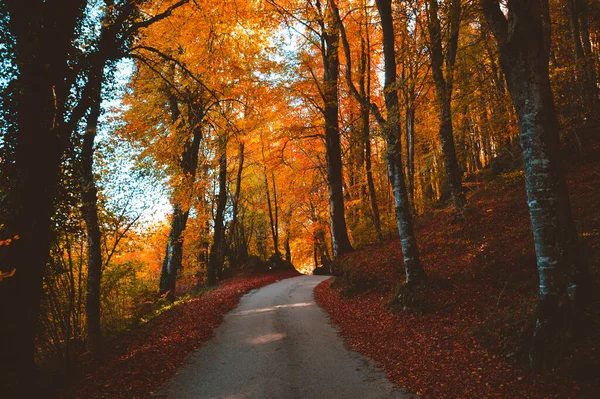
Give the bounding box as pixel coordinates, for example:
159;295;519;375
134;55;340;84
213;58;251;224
263;157;279;256
375;0;427;285
0;2;86;395
159;94;203;298
405;100;416;205
364;115;383;242
577;0;597;106
323;7;354;258
207;141;227;285
160;205;190;299
284;232;292;263
230;142;245;267
567;0;588;105
80;71;104;357
331;0;382;243
567;0;598;108
361;34;383;242
272;174;280;254
426;0;467;213
482;0;586;372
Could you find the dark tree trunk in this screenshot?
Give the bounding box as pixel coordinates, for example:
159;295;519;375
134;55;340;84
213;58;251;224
375;0;427;285
577;0;597;106
160;205;190;299
405;101;416;205
80;73;104;357
360;34;383;242
263;164;279;256
78;1;135;358
567;0;588;105
330;0;381;243
207;142;227;285
364;114;383;242
567;0;598;108
230;142;245;267
322;6;353;258
159;94;203;298
272;174;280;254
482;0;587;372
284;232;292;263
426;0;467;213
0;2;86;396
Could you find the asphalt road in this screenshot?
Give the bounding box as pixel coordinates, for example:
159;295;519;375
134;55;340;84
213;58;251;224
153;275;411;399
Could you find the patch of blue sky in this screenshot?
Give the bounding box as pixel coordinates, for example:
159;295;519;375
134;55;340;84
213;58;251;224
97;58;172;228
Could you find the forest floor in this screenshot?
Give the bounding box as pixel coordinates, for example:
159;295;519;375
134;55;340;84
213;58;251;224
315;133;600;398
57;270;300;399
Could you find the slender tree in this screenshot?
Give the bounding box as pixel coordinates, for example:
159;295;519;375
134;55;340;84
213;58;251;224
330;0;383;241
566;0;598;110
159;92;204;298
230;141;246;267
322;3;354;257
374;0;427;289
207;138;228;285
426;0;467;213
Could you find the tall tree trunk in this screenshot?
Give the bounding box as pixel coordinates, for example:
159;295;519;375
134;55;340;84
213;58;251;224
272;174;280;254
330;0;382;243
159;94;203;298
0;2;86;396
567;0;598;109
482;0;587;372
361;34;383;242
375;0;427;286
323;6;354;257
230;142;245;267
262;147;279;256
80;71;104;357
405;97;416;205
364;117;383;242
160;205;190;299
78;0;133;358
426;0;467;213
577;0;597;106
567;0;589;106
284;232;292;263
207;141;227;285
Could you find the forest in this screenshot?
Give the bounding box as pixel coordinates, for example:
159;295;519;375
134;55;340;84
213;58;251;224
0;0;599;398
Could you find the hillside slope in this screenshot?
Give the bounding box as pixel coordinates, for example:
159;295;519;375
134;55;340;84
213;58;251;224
316;135;600;398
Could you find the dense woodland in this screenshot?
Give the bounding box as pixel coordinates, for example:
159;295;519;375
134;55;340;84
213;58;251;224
0;0;598;397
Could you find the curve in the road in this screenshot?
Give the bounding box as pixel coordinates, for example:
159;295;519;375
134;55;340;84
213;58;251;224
153;275;412;399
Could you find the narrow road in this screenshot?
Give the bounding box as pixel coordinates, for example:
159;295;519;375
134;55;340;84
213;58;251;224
153;275;411;399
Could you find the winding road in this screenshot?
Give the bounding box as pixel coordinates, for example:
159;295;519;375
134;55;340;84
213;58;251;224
153;275;411;399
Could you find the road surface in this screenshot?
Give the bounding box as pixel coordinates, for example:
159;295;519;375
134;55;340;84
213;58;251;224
153;275;412;399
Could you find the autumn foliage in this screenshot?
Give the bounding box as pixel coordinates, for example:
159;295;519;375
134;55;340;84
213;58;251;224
1;0;599;396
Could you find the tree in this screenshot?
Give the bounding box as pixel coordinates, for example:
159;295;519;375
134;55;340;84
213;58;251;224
374;0;427;290
0;2;88;395
268;0;354;258
330;0;383;241
229;141;247;268
566;0;598;113
78;0;191;352
159;88;204;297
425;0;467;213
482;0;587;371
207;137;228;285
